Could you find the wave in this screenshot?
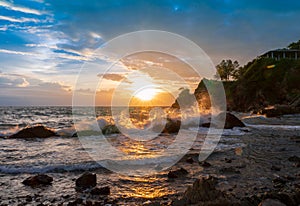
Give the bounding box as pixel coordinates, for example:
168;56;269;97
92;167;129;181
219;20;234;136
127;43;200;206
0;161;104;174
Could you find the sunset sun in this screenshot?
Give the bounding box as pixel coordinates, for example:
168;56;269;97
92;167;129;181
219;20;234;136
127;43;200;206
134;88;160;101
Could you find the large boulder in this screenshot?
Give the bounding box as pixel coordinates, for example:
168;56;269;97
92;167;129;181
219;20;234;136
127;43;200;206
217;112;245;129
22;174;53;187
75;172;97;189
9;126;57;138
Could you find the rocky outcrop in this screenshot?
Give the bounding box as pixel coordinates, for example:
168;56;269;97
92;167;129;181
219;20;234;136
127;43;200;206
75;172;96;189
9;126;57;138
202;112;245;129
22;174;53;187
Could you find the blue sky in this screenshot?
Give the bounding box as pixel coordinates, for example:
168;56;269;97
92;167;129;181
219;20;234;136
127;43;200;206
1;0;300;105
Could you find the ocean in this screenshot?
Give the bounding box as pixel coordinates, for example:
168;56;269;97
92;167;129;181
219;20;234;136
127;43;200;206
0;106;300;205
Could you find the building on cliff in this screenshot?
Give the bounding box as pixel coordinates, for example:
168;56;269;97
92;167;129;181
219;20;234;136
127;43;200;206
260;49;300;60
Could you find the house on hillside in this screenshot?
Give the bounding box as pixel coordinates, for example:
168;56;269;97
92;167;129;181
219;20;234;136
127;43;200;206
260;49;300;60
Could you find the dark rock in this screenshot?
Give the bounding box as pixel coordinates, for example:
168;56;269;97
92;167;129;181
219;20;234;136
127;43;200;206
217;112;245;129
219;166;241;174
288;155;300;163
182;176;225;204
75;172;96;189
25;195;32;202
261;105;300;118
162;119;181;134
272;177;287;188
22;174;53;187
168;168;188;178
271;165;281;171
90;186;110;195
186;157;194;164
101;125;120;135
225;158;232;163
199;161;211;167
9;126;57;138
258;199;286;206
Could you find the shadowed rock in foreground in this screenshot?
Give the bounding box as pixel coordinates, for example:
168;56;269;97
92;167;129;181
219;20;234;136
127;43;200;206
9;125;57;138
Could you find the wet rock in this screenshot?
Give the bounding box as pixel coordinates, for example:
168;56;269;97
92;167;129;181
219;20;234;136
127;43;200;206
101;125;120;135
271;165;281;171
90;186;110;195
200;122;218;128
288;155;300;163
22;174;53;187
75;172;96;189
168;168;188;178
272;177;287;188
181;176;225;204
219;166;241;174
186;157;194;164
162;119;181;134
9;126;57;138
218;112;246;129
258;199;286;206
25;195;32;202
199;161;211;167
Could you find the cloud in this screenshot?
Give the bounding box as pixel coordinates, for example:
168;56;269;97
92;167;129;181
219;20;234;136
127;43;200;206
0;49;38;56
0;72;72;105
0;1;44;15
98;73;132;83
0;15;40;23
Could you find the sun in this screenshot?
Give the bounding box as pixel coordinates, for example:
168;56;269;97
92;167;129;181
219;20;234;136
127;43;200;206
134;88;159;101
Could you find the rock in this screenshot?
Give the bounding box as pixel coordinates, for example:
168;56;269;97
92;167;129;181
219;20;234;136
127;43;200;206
101;125;120;135
225;158;232;163
75;172;96;189
199;161;211;167
258;199;286;206
168;168;188;178
186;157;194;164
182;176;224;204
217;112;245;129
90;186;110;195
219;166;241;174
261;105;300;118
162;118;181;134
9;126;57;138
288;155;300;163
22;174;53;187
271;165;281;171
272;177;287;188
200;122;218;128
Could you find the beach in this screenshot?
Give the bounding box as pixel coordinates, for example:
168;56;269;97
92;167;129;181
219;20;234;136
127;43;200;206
0;107;299;205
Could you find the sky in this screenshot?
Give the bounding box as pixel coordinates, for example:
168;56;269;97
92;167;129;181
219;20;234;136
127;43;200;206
1;0;300;106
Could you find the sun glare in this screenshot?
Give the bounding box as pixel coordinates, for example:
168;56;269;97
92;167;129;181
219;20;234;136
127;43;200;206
134;88;159;101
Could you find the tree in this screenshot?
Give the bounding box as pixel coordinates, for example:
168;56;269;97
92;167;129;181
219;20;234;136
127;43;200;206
287;40;300;50
215;59;239;81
